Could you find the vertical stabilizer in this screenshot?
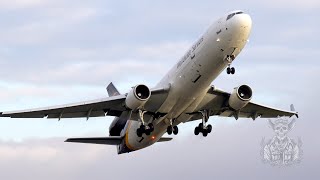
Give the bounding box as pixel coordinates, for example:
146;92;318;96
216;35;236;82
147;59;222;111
107;82;120;97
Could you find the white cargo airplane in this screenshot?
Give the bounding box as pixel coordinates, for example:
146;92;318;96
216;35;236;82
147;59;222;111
1;11;298;154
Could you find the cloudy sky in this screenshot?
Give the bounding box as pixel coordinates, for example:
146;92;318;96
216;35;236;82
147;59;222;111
0;0;319;179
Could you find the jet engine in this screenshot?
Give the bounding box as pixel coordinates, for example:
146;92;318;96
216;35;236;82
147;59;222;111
125;84;151;110
228;85;252;110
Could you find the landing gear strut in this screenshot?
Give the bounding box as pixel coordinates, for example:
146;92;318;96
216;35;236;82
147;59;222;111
225;55;235;75
194;110;213;137
167;119;179;135
136;110;154;137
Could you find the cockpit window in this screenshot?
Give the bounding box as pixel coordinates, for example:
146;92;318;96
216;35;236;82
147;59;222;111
226;13;235;20
226;11;244;21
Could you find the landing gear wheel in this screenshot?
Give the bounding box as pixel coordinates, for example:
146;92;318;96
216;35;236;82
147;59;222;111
207;124;212;133
140;124;145;131
167;126;173;135
148;123;154;132
145;129;151;136
194;110;213;137
173;126;179;135
136;128;143;137
136;124;148;137
194;127;200;135
227;67;231;74
202;130;208;137
230;67;235;74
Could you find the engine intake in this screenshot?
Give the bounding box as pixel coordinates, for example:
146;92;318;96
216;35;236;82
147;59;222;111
125;84;151;110
228;85;252;110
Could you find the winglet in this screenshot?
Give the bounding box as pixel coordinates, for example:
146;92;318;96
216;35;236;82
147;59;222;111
106;82;120;97
290;104;299;118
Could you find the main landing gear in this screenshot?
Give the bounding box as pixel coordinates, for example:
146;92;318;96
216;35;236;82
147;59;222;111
136;110;154;137
167;119;179;135
194;110;213;137
225;55;235;75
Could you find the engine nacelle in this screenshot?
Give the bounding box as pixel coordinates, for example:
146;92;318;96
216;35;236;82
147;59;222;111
228;85;253;110
125;84;151;110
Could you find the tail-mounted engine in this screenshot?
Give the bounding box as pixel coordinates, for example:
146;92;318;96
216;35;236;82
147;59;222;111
228;85;252;110
125;84;151;110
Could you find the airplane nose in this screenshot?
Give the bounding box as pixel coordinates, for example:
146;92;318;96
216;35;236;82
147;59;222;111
225;13;252;43
228;13;252;31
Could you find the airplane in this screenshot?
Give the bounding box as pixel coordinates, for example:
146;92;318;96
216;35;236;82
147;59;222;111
0;10;298;154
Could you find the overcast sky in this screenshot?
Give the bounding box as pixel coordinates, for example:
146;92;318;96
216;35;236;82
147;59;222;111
0;0;319;179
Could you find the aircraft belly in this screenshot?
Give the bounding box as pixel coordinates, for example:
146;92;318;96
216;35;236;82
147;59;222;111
155;37;227;120
153;19;249;123
124;120;168;151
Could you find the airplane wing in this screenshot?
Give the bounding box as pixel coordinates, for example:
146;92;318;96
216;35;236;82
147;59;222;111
188;86;298;121
0;86;169;120
0;95;127;119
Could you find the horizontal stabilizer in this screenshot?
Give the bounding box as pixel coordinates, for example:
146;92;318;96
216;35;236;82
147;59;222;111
65;136;122;145
65;136;173;145
158;137;173;142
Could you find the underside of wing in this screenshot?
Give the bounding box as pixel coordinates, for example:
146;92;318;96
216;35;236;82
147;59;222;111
0;95;127;119
0;84;170;120
188;86;298;121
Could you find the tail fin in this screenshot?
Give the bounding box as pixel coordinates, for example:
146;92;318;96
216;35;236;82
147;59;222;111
106;82;120;97
290;104;295;112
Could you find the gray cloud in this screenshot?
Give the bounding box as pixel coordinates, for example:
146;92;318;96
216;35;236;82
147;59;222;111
0;116;318;180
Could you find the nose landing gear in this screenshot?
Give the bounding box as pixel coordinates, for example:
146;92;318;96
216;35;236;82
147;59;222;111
194;110;213;137
225;55;235;74
227;67;235;74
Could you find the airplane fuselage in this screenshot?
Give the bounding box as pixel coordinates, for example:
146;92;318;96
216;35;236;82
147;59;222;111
118;11;252;153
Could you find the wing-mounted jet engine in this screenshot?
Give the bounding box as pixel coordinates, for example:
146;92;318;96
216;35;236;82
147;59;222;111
109;84;152;137
124;84;154;137
228;85;252;110
125;84;151;110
